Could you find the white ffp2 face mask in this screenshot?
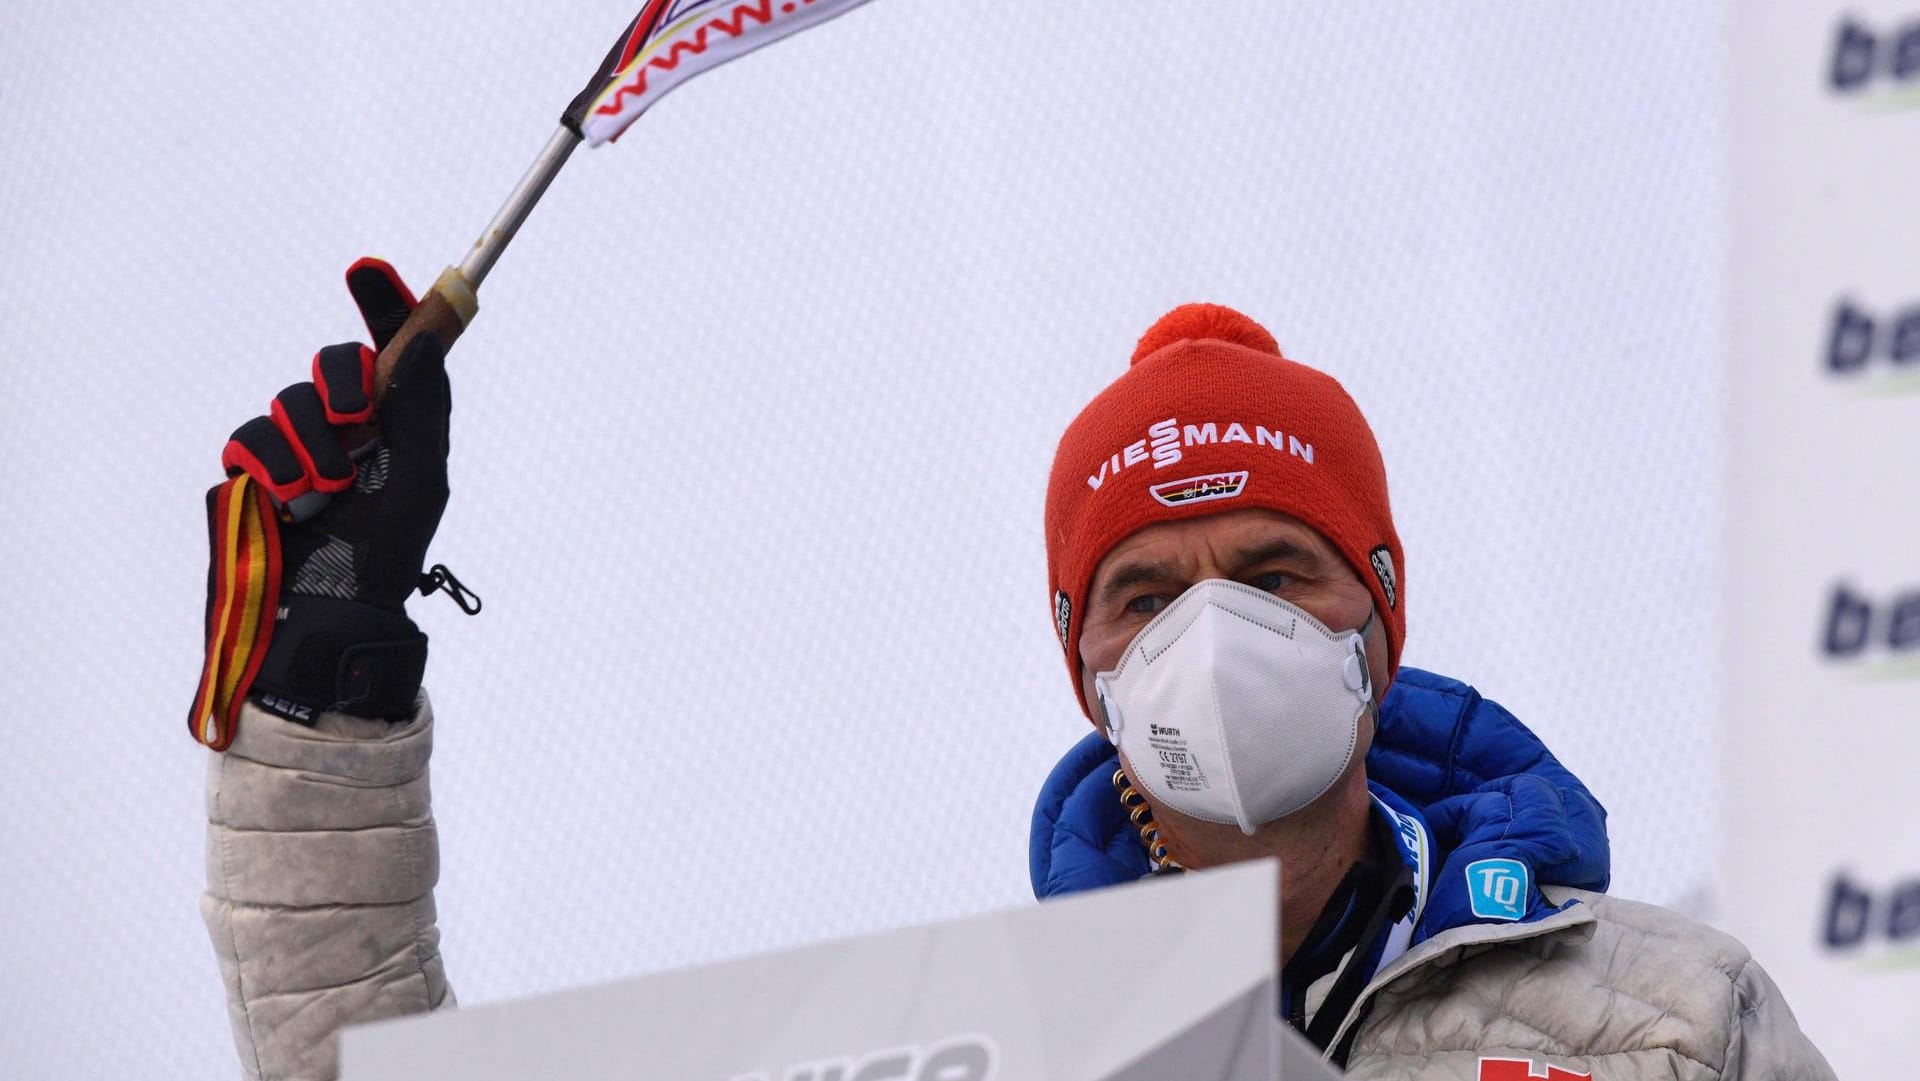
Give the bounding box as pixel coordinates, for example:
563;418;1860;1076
1093;579;1375;836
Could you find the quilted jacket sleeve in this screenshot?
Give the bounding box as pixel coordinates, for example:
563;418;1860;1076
201;694;454;1081
1724;956;1838;1080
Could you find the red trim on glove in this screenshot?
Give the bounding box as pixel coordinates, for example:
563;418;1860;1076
221;437;310;505
313;344;377;425
269;396;353;495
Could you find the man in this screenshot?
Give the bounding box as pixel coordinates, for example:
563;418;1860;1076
1027;304;1835;1077
195;274;1828;1079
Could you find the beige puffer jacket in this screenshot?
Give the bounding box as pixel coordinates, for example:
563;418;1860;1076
202;698;451;1081
1324;888;1836;1080
201;700;1834;1081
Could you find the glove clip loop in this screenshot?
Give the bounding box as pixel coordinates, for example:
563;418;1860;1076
419;563;482;616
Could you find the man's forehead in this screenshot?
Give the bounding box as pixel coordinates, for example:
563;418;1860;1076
1091;508;1336;583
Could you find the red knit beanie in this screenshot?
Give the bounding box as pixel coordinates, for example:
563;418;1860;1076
1044;303;1405;716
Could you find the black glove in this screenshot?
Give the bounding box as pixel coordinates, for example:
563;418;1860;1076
217;258;456;723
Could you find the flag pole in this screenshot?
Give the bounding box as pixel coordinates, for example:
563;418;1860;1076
460;126;584;289
367;126;580;397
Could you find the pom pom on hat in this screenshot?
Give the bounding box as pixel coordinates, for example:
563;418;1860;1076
1129;303;1281;367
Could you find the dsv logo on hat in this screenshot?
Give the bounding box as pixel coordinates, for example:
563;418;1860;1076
1822;870;1920;961
1829;15;1920;98
1150;471;1248;508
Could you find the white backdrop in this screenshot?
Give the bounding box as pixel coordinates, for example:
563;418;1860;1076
1721;4;1920;1078
0;4;1723;1078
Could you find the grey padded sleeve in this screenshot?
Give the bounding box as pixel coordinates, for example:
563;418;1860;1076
202;694;454;1081
1723;956;1837;1081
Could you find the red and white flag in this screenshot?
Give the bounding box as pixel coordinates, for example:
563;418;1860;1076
563;0;875;146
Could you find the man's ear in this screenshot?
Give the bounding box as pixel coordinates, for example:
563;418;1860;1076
1355;684;1381;767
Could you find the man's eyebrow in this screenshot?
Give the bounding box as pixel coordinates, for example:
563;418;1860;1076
1232;537;1325;573
1094;560;1184;605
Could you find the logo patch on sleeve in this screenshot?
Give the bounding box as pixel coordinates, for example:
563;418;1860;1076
1149;471;1249;508
1054;590;1073;652
1465;858;1529;921
1368;545;1398;610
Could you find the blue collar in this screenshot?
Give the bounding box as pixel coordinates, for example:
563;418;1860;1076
1287;785;1578;1013
1371;783;1572;944
1367;791;1432;972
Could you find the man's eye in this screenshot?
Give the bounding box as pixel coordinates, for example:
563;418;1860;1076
1125;594;1166;615
1248;571;1292;594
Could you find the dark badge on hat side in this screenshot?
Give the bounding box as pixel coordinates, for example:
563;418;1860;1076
1054;589;1073;653
1368;545;1398;611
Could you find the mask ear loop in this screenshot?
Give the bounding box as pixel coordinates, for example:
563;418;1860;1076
1344;608;1377;701
1094;675;1123;747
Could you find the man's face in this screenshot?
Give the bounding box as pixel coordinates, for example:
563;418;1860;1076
1077;507;1390;733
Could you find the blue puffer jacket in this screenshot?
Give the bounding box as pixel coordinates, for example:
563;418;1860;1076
1028;668;1609;941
